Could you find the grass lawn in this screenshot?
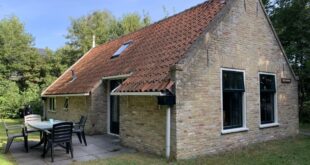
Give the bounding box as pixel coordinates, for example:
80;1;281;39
1;119;310;165
75;136;310;165
0;118;40;165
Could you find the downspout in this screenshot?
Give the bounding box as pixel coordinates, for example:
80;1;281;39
166;106;171;159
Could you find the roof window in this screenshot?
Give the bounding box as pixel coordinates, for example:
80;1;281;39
112;40;133;58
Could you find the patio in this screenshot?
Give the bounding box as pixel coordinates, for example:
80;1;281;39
9;134;136;165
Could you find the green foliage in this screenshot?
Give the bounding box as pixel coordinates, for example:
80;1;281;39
0;17;57;118
0;79;21;118
263;0;310;122
64;11;151;65
0;12;151;118
66;11;117;55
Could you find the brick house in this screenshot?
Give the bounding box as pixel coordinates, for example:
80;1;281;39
41;0;299;159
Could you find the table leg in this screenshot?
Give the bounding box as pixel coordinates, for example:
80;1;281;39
41;132;48;157
30;131;45;149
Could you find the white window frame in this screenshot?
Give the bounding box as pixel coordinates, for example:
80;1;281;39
221;68;248;134
258;72;279;128
48;97;56;112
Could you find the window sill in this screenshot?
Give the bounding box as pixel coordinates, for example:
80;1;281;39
48;110;56;113
260;123;279;129
221;127;249;135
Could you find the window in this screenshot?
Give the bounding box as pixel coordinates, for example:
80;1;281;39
222;69;247;132
112;40;133;58
64;97;69;111
49;98;56;112
260;73;277;125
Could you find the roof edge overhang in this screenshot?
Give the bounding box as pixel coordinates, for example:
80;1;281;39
110;91;167;96
42;93;90;97
102;73;132;80
110;82;168;96
41;48;95;96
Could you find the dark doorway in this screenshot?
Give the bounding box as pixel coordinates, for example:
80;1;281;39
109;80;121;135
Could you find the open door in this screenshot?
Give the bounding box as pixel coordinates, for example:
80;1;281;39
109;80;121;135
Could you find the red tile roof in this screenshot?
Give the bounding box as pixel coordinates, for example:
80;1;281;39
43;0;226;95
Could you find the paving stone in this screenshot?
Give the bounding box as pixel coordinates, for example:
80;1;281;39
10;135;131;165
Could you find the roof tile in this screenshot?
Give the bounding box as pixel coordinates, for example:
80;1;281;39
43;0;226;95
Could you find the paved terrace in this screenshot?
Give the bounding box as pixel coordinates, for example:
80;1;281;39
10;135;135;165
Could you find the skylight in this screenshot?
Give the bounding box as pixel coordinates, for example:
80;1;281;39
112;40;133;58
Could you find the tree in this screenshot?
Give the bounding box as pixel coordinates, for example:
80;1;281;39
64;11;151;66
0;16;43;90
120;12;150;34
0;16;53;117
263;0;310;120
66;11;117;56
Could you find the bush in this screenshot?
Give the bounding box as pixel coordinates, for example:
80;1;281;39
300;101;310;123
0;80;43;118
0;79;22;118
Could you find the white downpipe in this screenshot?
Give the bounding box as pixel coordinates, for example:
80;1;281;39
166;106;171;159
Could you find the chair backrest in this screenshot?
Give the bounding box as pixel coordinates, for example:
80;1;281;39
52;122;73;143
78;116;87;130
1;118;9;136
24;114;41;125
1;118;26;137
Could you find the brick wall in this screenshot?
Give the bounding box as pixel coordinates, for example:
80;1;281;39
119;96;167;156
89;81;108;134
45;82;108;135
45;96;93;134
175;0;299;159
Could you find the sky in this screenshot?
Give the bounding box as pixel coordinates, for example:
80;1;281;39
0;0;205;50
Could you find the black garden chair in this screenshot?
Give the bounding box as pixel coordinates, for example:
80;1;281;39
1;119;28;154
73;116;87;146
43;122;73;162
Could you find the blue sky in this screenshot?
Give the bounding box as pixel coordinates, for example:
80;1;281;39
0;0;205;50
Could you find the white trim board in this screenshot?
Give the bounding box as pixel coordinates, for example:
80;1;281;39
42;93;90;97
102;73;132;80
111;92;167;96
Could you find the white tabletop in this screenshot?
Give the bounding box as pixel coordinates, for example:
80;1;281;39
28;120;63;130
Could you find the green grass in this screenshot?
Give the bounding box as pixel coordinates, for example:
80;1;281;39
2;119;310;165
0;119;21;165
0;119;40;165
74;136;310;165
300;123;310;132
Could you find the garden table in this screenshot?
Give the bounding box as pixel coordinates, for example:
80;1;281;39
28;120;64;156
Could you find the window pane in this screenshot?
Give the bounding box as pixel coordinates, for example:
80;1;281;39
223;71;244;91
49;98;55;111
64;98;69;109
223;92;243;129
260;74;275;92
260;92;275;124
